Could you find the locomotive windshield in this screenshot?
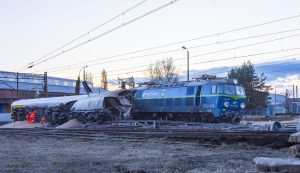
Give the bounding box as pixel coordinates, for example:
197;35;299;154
202;84;245;96
235;86;245;96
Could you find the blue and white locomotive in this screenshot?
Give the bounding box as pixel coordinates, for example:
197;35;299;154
133;77;246;122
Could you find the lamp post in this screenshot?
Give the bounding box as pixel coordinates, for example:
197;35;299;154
78;65;88;81
16;63;35;98
182;46;189;82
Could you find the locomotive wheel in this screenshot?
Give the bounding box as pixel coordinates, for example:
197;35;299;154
97;115;105;124
232;117;241;124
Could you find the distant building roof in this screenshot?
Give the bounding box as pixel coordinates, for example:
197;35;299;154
0;71;104;94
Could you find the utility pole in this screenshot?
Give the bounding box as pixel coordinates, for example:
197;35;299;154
182;46;190;82
43;72;48;97
274;88;277;115
293;85;295;99
286;89;289;114
16;72;19;98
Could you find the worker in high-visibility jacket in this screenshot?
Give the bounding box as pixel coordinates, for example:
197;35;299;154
26;110;36;124
41;115;46;126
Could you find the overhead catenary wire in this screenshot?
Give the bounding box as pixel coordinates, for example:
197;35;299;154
35;20;300;73
18;12;300;83
17;0;180;72
31;15;300;74
90;48;300;78
199;61;300;83
62;33;300;78
35;28;300;73
61;52;300;85
190;53;300;77
14;0;148;72
103;49;300;78
116;54;300;85
63;47;299;80
61;51;300;84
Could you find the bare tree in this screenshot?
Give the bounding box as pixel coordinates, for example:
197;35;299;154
85;72;94;87
100;69;108;90
146;58;179;84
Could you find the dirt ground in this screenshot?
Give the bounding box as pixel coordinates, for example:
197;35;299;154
0;134;287;173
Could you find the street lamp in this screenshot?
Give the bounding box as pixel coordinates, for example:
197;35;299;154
78;65;88;81
16;62;35;98
182;46;190;82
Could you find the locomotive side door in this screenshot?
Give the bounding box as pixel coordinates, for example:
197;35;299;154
195;86;201;111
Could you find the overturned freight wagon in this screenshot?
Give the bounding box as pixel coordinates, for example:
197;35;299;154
11;89;135;125
11;95;89;124
70;89;135;123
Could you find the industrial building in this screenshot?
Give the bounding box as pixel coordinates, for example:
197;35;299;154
0;71;103;114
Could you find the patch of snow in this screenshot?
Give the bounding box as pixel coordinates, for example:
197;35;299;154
71;90;130;111
253;157;300;166
71;93;107;111
0;113;12;122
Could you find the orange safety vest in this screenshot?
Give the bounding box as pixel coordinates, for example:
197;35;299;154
41;116;46;125
27;111;36;124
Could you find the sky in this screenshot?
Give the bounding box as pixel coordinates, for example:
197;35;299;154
1;0;300;92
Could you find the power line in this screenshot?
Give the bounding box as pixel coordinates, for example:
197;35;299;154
15;0;148;72
18;0;179;72
40;29;300;74
190;54;300;77
61;51;300;82
64;47;300;80
207;61;300;80
35;16;300;73
64;32;300;78
90;47;300;78
98;48;300;77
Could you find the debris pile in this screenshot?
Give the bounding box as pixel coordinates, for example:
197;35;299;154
289;132;300;158
56;118;81;129
251;128;300;173
252;157;300;173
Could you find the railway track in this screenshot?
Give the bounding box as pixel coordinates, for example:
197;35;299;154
0;127;293;148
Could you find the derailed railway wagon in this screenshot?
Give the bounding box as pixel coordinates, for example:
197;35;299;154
10;89;135;125
11;95;89;124
133;78;246;123
70;89;135;123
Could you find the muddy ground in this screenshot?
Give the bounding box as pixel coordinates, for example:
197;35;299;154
0;133;289;173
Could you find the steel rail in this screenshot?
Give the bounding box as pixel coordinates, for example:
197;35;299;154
0;127;292;148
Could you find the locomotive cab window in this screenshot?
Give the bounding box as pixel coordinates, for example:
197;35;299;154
236;86;245;95
217;85;224;94
224;85;235;95
211;85;217;94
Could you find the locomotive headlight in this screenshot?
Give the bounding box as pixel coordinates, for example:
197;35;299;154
240;103;245;109
224;101;230;108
